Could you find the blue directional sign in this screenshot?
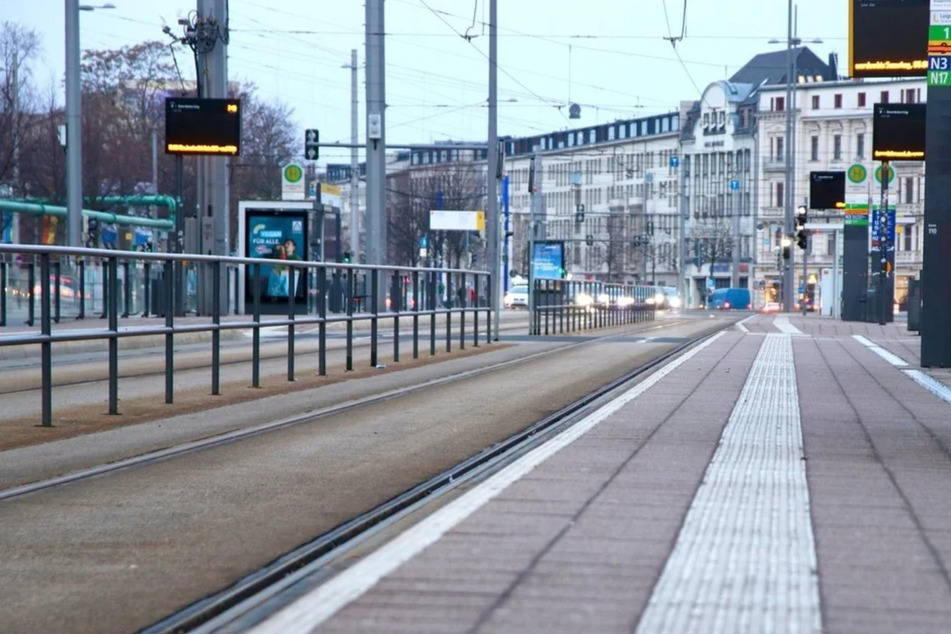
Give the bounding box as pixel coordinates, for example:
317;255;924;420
870;205;896;248
729;179;741;191
670;156;680;168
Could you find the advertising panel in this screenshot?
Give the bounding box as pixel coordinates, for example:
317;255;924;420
244;210;308;307
531;240;565;279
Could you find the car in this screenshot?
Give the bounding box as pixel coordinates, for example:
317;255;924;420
709;287;752;310
503;285;529;309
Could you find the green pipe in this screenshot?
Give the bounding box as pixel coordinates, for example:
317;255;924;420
0;200;173;230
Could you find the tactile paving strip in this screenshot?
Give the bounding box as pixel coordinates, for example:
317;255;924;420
636;333;822;634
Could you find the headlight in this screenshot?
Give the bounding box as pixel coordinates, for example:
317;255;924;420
597;293;610;305
668;297;682;308
646;296;656;305
654;292;665;303
574;292;593;306
615;296;634;307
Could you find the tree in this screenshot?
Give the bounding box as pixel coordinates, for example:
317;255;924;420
228;84;297;223
386;162;485;268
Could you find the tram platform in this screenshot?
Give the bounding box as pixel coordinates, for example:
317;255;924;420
248;312;951;634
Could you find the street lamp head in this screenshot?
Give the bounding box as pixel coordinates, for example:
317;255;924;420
79;3;116;10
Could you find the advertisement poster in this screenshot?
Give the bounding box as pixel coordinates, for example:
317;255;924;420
245;211;308;305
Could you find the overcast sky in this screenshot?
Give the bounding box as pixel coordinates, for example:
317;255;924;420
4;1;849;166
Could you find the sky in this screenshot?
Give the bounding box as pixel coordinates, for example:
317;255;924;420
3;0;850;167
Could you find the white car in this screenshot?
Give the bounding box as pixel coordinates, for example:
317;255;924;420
503;285;529;309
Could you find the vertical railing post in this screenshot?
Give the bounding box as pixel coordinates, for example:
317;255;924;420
412;269;420;359
211;260;221;395
27;262;35;326
429;270;437;356
318;265;327;376
346;268;355;371
52;260;61;324
108;256;119;415
459;272;467;351
40;253;52;427
77;258;85;320
0;260;6;328
164;259;174;404
370;268;379;367
252;262;262;388
287;265;296;382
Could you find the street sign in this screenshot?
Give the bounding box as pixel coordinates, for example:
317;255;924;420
281;162;305;201
670;156;679;168
729;179;740;191
304;129;319;160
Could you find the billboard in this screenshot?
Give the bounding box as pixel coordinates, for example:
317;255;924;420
809;171;846;210
849;0;929;78
531;240;565;279
872;103;927;160
244;209;308;306
165;98;241;155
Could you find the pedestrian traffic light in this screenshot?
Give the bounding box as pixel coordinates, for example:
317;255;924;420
305;129;319;160
575;204;585;223
795;206;808;250
585;234;594;246
342;250;351;263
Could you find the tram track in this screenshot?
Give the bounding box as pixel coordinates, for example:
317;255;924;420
140;323;731;634
0;315;733;634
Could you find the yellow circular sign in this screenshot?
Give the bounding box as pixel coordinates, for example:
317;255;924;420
283;164;303;183
847;163;867;184
875;164;895;184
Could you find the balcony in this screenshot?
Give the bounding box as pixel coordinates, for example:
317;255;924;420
763;158;786;172
759;206;784;221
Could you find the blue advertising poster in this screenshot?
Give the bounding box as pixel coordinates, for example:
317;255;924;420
531;240;565;279
245;210;308;305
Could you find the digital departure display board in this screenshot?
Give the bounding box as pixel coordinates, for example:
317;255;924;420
849;0;928;78
165;98;241;155
873;103;927;160
810;172;846;210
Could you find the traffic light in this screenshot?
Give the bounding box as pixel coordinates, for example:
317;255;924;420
795;206;808;250
585;234;594;247
575;204;585;223
342;250;351;263
305;129;319;160
782;245;791;260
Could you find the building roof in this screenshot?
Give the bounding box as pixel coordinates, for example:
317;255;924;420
730;46;835;88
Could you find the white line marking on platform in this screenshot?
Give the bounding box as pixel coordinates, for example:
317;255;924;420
246;333;727;634
735;316;752;333
636;334;822;634
773;315;804;335
852;335;908;366
903;369;951;406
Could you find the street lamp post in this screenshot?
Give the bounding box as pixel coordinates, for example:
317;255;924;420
65;1;115;249
770;4;820;312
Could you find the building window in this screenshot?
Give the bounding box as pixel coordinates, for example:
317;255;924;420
858;92;866;107
774;137;785;161
812;95;820;109
880;90;889;104
834;94;843;109
905;176;914;204
856;133;865;159
608;126;615;141
833;135;842;160
589;130;596;143
811;136;819;161
775;182;784;207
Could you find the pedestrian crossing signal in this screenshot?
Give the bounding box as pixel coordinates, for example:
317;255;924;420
305;129;319;160
342;250;351;263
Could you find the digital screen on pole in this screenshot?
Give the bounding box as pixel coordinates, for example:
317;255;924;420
873;103;927;160
849;0;928;78
244;210;308;306
165;98;241;155
809;172;846;210
531;241;565;279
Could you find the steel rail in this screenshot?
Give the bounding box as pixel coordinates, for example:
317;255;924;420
138;324;730;634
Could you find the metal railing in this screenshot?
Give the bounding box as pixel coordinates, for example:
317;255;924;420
529;278;655;335
0;245;494;427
